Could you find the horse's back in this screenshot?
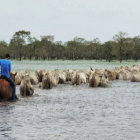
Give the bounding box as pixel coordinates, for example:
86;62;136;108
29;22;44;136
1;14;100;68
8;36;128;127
0;79;12;100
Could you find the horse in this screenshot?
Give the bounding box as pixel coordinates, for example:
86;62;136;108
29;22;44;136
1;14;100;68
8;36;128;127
0;72;17;101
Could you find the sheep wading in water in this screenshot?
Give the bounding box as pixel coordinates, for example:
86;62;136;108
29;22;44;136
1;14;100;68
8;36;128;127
41;71;59;89
19;75;34;96
14;64;140;94
89;73;108;87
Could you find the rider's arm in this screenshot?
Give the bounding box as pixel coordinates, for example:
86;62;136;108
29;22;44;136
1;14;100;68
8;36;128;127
0;61;1;75
9;61;11;72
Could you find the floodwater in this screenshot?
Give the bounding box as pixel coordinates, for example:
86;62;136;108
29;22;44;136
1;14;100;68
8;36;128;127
0;80;140;140
12;60;140;71
1;60;140;140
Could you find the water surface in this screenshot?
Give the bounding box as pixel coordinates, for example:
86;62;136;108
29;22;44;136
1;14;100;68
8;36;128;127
12;60;140;71
1;60;140;140
0;80;140;140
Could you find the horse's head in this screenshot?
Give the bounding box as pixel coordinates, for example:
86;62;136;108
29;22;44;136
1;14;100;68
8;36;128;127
10;72;17;81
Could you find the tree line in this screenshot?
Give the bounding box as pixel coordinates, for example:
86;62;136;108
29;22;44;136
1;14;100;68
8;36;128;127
0;30;140;62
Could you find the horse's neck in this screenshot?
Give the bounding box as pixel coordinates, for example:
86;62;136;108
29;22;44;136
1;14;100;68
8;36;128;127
10;72;15;81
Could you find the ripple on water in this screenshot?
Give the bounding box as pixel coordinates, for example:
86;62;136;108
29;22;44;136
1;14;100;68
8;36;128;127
0;81;140;140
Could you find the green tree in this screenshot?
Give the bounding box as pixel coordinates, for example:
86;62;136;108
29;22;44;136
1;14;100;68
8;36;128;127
9;30;31;60
113;32;128;63
40;35;54;60
0;41;9;58
133;36;140;61
103;41;114;62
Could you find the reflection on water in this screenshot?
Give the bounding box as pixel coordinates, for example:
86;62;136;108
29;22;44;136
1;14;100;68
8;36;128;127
0;81;140;140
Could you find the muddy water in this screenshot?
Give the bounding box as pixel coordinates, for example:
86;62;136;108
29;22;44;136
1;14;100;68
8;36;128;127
0;80;140;140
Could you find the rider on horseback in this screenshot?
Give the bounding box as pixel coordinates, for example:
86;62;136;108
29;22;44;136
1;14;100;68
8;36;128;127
0;54;18;101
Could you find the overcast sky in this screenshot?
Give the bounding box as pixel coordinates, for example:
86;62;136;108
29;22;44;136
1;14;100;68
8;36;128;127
0;0;140;43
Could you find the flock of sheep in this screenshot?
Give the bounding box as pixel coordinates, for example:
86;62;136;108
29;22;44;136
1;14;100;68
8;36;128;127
17;64;140;96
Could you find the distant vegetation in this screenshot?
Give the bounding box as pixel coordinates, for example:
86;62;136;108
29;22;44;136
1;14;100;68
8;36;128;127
0;30;140;62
